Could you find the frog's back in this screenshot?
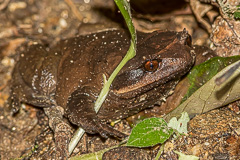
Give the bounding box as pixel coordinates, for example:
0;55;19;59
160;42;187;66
55;30;130;108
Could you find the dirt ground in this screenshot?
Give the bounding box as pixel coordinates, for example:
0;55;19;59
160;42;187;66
0;0;240;159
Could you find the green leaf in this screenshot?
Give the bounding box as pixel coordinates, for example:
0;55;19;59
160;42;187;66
164;59;240;121
127;118;173;147
182;56;240;103
234;5;240;19
168;112;190;134
234;11;240;19
174;151;199;160
114;0;136;41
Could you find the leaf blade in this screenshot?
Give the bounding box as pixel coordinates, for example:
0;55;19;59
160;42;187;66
127;118;173;147
165;59;240;121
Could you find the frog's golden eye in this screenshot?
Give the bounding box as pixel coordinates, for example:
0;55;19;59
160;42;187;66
144;59;159;72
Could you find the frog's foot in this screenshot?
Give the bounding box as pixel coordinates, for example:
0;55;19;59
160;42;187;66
44;106;72;160
66;89;127;139
69;110;126;139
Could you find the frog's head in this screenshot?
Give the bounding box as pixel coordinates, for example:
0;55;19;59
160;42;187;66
112;29;194;98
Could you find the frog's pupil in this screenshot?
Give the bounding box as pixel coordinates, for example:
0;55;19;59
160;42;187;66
150;62;154;69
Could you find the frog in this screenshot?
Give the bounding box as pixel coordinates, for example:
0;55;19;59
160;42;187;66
9;28;194;159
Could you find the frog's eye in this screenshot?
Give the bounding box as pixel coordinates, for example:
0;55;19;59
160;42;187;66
144;59;159;72
185;35;192;47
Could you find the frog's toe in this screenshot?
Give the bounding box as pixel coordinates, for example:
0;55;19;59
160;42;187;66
8;94;21;114
90;122;127;139
94;121;127;139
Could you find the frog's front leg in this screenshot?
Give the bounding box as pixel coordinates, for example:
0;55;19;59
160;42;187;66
66;87;126;139
44;106;72;159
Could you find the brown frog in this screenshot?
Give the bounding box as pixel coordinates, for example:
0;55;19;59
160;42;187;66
9;29;194;158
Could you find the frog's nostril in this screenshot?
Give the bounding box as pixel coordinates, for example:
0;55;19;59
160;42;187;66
184;35;192;47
